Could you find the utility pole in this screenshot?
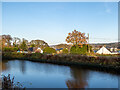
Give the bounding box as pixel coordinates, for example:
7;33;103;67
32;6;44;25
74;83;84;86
88;33;90;53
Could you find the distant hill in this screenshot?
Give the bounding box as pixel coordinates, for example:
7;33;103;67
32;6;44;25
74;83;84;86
50;42;120;50
90;42;120;49
50;44;72;50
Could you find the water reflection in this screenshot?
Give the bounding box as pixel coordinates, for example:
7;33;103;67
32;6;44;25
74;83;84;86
66;66;88;88
2;60;9;72
2;60;120;88
2;60;71;75
19;61;26;74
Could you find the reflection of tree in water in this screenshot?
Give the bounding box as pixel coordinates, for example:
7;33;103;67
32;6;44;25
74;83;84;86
66;66;89;89
2;60;9;72
2;60;26;74
28;62;70;75
19;61;26;74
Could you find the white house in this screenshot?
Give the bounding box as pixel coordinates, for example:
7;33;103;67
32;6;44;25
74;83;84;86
110;48;113;52
38;47;43;53
96;46;111;54
34;47;43;53
111;52;119;54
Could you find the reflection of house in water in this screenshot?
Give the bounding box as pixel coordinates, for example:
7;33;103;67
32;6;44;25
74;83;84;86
2;60;27;74
66;67;89;89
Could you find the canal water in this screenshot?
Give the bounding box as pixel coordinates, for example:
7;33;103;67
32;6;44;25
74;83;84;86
2;60;120;88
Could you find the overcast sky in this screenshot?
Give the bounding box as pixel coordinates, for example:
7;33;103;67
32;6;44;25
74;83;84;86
2;2;118;45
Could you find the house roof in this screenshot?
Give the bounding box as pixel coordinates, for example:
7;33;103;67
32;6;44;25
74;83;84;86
28;47;43;52
56;48;63;51
28;47;33;52
96;46;111;54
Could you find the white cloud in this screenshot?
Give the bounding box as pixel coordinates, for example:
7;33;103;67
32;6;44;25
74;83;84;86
106;8;111;13
104;2;112;14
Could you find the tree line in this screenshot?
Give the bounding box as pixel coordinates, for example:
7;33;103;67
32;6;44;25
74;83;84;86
0;30;93;54
0;35;49;51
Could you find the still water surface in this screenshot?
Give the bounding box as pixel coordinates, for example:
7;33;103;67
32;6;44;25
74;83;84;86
2;60;120;88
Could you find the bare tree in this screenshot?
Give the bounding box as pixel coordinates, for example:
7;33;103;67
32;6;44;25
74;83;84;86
13;37;21;47
2;35;12;47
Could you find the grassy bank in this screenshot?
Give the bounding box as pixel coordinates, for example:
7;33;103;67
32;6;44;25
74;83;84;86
2;52;120;73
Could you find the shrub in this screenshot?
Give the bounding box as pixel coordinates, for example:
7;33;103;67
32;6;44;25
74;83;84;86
12;47;19;51
2;74;14;89
70;44;88;55
3;47;19;52
20;40;28;51
2;74;24;89
43;47;56;54
70;45;80;54
30;53;43;59
80;44;88;54
62;48;69;54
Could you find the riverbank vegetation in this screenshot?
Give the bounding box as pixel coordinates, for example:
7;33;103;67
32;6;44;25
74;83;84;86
2;52;120;73
2;74;25;89
70;44;93;55
43;47;56;54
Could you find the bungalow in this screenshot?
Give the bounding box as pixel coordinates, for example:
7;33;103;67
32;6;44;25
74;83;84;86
110;47;118;52
96;46;119;55
35;47;43;53
56;48;63;54
96;46;111;54
28;47;43;53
